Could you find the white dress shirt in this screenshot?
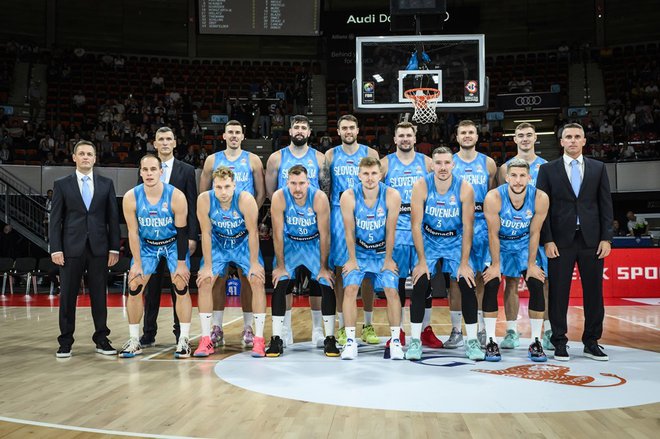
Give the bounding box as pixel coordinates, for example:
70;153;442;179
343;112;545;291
76;170;94;197
562;154;584;182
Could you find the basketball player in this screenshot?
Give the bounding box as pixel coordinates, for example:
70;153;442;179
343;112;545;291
496;123;552;351
198;120;265;348
195;167;266;357
120;154;192;358
340;157;403;360
483;158;550;362
265;115;327;346
268;165;337;357
325;114;379;346
381;121;442;348
408;147;480;360
446;120;497;349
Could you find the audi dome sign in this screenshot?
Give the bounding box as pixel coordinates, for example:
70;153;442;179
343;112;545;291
496;91;561;112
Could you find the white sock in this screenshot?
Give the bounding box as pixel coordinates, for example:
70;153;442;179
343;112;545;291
544;319;551;332
180;323;191;339
284;309;292;329
311;310;322;330
450;311;462;332
199;313;212;337
272;316;285;337
531;318;543;341
466;323;478;341
243;312;253;328
411;322;423;340
506;320;517;332
254;313;266;337
364;310;373;326
346;327;356;342
390;326;401;342
323;314;335;337
422;307;432;329
478;310;485;331
485;317;497;343
338;312;344;328
129;324;139;339
212;310;224;327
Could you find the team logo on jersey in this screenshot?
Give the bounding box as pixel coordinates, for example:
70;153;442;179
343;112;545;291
307;207;314;215
473;365;626;388
241;158;247;164
535;163;541;170
232;211;240;219
161;202;168;212
449;195;457;205
376;207;385;217
476;164;484;173
307;159;314;167
525;209;533;219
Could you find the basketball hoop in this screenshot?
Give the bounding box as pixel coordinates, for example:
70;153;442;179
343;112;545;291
404;87;440;124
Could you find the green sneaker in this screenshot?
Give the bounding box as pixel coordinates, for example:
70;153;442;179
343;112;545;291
542;329;555;351
405;338;422;360
465;338;486;361
500;329;520;349
337;327;347;346
361;324;380;344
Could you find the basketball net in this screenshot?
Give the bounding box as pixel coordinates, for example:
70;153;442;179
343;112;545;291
404;88;440;124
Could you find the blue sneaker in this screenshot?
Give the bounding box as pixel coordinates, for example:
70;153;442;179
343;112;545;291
465;338;485;361
500;329;520;349
405;338;423;360
542;329;555;351
528;338;548;362
485;338;502;362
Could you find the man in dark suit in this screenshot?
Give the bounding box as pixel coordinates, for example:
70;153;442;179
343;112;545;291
139;127;198;346
50;140;120;358
536;123;613;362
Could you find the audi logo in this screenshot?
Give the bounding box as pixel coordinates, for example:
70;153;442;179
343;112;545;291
515;96;542;106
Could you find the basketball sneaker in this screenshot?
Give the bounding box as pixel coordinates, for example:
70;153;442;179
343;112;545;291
389;339;404;360
336;327;347;346
444;328;464;349
465;338;485;361
282;325;294;348
485;337;502;362
478;329;487;348
341;339;358;360
420;325;443;348
210;325;224;348
175;337;191;359
323;336;340;357
251;336;266;357
385;328;406;348
312;327;325;348
361;324;380;344
528;338;547;362
119;338;142;358
193;336;214;357
500;329;520;349
542;329;555;351
266;336;284;357
405;338;422;360
241;326;254;348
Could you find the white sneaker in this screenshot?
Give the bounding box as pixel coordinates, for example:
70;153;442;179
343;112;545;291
390;340;404;360
119;338;142;358
311;327;325;348
282;325;294;347
341;339;358;360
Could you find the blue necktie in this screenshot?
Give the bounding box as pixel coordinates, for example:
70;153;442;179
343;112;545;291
571;159;581;225
161;162;168;183
82;175;92;210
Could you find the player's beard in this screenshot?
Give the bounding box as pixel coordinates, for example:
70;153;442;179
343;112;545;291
342;135;356;146
292;135;309;147
510;185;526;195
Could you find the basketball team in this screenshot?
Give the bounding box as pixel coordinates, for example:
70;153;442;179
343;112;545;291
50;115;614;364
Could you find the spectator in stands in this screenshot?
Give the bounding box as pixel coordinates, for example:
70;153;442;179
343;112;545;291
113;55;124;70
0;143;10;163
612;219;626;237
318;132;332;153
1;130;12;149
293;84;307;115
100;135;114;163
182;144;197;167
44;152;56;166
73;90;86;108
198;146;208;165
54;134;68;161
151;71;164;91
626;211;642;235
127;140;143;164
39;134;54;160
590;143;605;159
29;81;42;121
73;46;85;58
621;142;636;159
258;96;271;138
599;119;613;142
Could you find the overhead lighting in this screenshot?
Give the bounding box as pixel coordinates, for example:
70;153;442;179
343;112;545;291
372;74;384;83
513;119;543;123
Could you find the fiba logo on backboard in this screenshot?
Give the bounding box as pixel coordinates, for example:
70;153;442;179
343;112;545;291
362;81;375;103
465;80;479;102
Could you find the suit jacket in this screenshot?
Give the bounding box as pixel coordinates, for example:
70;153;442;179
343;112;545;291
49;172;120;257
138;158;198;238
536;157;613;248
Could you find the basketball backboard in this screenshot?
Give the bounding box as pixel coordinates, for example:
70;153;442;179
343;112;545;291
354;34;487;113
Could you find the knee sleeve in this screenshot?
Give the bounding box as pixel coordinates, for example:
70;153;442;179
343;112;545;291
398;278;407;307
410;274;429;323
285;278;295;295
482;278;500;313
272;279;290;316
320;284;336;316
173;284;188;296
458;277;477;324
527;277;545;312
308;279;322;297
128;284;143;296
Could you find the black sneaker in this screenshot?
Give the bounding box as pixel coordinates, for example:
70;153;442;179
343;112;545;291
95;339;118;355
266;336;284;357
583;344;609;361
485;337;501;362
56;346;72;358
554;344;570;361
139;335;156;347
528;338;547;363
323;336;340;357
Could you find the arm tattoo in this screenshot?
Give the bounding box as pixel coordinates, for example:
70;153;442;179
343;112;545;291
319;161;331;196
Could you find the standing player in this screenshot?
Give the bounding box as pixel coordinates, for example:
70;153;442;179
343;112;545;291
408;147;480;360
446;120;497;348
198;120;265;348
496;123;552;351
120;154;192;359
269;165;337;356
340;157;403;360
195;167;267;357
483;158;550;362
265;115;327;346
381;121;441;348
325;114;379;346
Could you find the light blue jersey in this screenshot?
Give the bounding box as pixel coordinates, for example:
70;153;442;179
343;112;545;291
212;150;254;195
385;152;428;240
504;155;547;187
277;146;320;190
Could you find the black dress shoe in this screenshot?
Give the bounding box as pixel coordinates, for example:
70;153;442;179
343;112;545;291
139;335;156;347
554;344;570;361
583;344;609;361
95;339;118;355
56;346;72;358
